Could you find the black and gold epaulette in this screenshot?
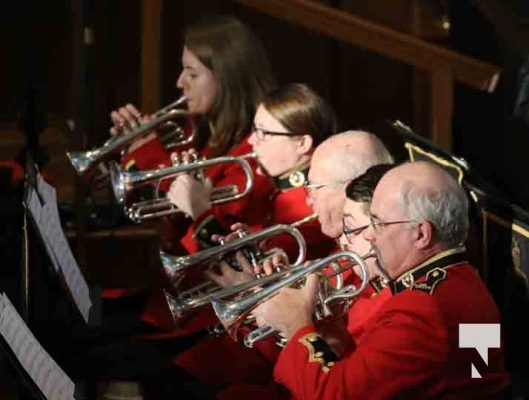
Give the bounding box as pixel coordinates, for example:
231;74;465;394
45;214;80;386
193;215;229;249
273;166;309;190
369;277;388;293
389;247;467;295
298;332;339;373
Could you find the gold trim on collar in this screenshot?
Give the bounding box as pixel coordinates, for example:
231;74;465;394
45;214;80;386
396;246;466;282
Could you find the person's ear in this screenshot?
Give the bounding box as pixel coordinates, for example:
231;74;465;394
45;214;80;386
296;134;313;155
414;220;434;249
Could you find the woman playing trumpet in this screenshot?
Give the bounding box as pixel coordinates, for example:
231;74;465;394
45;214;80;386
100;15;277;318
107;15;276;253
138;83;339;399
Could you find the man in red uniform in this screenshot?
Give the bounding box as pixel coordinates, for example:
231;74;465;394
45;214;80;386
253;160;511;400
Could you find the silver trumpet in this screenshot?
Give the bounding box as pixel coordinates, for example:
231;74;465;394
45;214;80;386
109;153;255;222
211;249;373;348
66;96;193;176
160;224;307;278
160;223;308;321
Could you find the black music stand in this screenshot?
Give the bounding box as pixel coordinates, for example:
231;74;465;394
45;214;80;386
0;156;68;399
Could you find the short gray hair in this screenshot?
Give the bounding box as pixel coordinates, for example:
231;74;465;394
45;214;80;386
399;178;469;247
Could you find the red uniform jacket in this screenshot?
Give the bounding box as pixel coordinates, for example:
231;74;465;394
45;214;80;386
274;248;511;400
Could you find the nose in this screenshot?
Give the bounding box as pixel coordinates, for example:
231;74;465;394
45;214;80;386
362;223;375;242
248;130;257;146
176;71;185;89
305;190;315;207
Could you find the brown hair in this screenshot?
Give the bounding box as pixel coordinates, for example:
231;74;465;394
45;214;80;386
184;16;275;156
261;83;336;147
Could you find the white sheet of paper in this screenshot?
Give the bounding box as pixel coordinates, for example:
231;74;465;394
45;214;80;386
0;293;76;400
25;174;92;322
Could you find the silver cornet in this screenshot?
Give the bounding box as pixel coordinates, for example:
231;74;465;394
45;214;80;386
211;249;373;348
66;96;193;176
109;153;255;222
161;223;308;321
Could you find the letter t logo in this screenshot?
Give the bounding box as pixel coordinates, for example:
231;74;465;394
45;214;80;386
459;324;501;378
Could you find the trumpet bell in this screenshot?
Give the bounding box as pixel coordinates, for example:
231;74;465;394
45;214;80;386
66;95;194;176
66;149;100;176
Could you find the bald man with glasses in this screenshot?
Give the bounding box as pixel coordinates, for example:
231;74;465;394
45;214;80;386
305;130;394;239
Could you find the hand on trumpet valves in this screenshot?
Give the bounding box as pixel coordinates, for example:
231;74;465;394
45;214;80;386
109;103;157;152
204;251;256;288
211;223;266;275
251;273;319;340
211;222;251;244
170;149;204;180
172;149;199;163
258;251;289;276
167;174;212;220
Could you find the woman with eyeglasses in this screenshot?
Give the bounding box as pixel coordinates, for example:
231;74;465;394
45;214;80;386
96;83;339;400
145;83;339;399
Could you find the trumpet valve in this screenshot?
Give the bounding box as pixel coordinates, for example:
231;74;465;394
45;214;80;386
170;152;181;166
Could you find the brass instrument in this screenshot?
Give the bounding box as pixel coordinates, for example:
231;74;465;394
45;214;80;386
161;223;309;321
109;153;255;222
211;249;373;348
66;96;193;176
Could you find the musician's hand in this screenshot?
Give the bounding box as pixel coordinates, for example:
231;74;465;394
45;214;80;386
258;251;289;276
109;103;157;152
252;273;319;339
205;251;255;288
210;223;251;245
177;149;199;163
167;175;212;220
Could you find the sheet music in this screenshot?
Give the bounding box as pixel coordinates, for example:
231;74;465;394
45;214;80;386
0;293;76;400
25;173;92;322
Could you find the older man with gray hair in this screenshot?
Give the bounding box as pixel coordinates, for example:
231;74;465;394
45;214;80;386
306;130;394;239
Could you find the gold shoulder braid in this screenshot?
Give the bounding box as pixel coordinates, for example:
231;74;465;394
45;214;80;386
389;247;467;295
298;332;339;373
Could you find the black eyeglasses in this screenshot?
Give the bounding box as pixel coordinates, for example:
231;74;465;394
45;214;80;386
342;223;370;244
368;214;416;232
251;124;301;141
